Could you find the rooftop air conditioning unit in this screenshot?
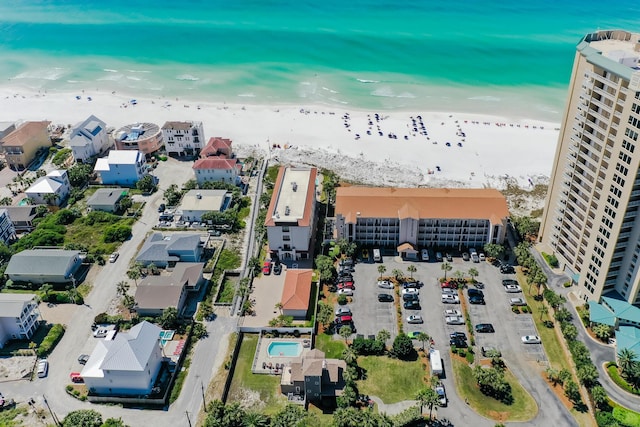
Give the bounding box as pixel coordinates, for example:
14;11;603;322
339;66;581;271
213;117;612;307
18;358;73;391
196;193;202;199
292;182;298;192
285;206;290;215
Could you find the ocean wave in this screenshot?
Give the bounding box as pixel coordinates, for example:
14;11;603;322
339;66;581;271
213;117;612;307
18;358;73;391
103;69;119;73
396;92;416;99
357;78;380;84
176;74;200;81
126;76;143;81
322;86;339;94
97;73;124;82
66;80;84;83
13;68;66;81
237;93;255;98
467;95;501;102
126;69;151;73
328;97;348;105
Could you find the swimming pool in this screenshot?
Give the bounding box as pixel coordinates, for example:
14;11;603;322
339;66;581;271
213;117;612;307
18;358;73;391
17;198;30;206
267;341;302;358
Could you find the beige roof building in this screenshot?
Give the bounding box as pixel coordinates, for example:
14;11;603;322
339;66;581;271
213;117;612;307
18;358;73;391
0;121;51;170
280;349;346;402
335;187;509;254
178;189;230;222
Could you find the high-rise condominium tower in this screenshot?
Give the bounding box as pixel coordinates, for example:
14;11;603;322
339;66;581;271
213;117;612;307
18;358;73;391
541;30;640;304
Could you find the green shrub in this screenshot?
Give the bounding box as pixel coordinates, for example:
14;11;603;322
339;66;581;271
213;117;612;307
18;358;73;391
542;252;559;268
563;281;572;288
66;385;73;391
511;306;520;314
337;294;347;305
466;350;475;364
37;324;65;357
613;406;640;427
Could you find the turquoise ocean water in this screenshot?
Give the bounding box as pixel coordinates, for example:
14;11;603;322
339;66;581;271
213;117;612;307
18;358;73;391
0;1;639;121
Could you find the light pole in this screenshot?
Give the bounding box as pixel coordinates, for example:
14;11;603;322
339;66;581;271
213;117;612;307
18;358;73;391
201;380;207;412
43;395;60;426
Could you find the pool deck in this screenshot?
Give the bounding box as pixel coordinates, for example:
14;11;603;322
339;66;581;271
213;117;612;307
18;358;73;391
252;337;312;374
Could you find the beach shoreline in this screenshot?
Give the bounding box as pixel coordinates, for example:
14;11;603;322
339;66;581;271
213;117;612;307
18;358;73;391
0;86;559;190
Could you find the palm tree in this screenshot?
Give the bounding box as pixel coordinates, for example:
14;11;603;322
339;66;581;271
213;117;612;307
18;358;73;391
416;332;430;351
40;283;53;300
468;267;479;283
441;262;452;280
377;329;391;345
274;302;283;314
415;387;440;418
127;268;141;286
453;270;465;284
618;348;638;377
407;265;417;279
539;305;549;321
341;347;357;365
116;281;129;296
392;268;404;281
243;411;269;427
377;264;387;280
339;325;353;344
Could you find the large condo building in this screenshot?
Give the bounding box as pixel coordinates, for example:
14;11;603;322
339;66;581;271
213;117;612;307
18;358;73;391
540;30;640;304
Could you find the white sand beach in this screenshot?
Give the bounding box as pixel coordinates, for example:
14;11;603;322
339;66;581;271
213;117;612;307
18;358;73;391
0;88;560;189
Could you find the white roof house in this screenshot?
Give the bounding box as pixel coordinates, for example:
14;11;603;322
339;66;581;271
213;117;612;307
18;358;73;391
25;169;70;206
69;115;111;163
94;150;147;187
178;189;230;223
81;321;164;395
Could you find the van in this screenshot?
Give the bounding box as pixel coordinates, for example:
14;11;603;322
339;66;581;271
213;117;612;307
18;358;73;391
429;349;443;377
373;248;382;263
37;359;48;378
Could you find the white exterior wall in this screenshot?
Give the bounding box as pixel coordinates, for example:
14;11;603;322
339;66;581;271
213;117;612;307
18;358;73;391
194;167;239;185
180;209;208;223
266;224;312;260
0;209;16;244
25;174;70;206
70;117;111;162
0;299;40;348
84;345;163;395
163;122;205;156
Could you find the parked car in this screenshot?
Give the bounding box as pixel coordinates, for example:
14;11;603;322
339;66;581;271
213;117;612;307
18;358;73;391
403;300;421;310
475;323;495;333
444;309;461;316
462;252;470;261
407;315;424;324
504;284;522;293
37;359;48;378
450;337;468;348
108;252;119;263
450;331;467;341
436;252;443;262
402;293;419;302
503;279;519;286
337;273;353;282
402;280;423;288
421;249;430;261
335;315;353;324
468;295;485;305
445;316;464;325
435;382;447;406
337;282;355;290
401;288;419;295
70;372;83;383
335;307;352;316
337;288;353;296
441;281;457;289
510;297;527;306
77;354;90;365
262;261;272;275
479;253;486;262
378;294;394;302
339;258;354;267
467;289;484;298
445;253;453;262
500;265;515;274
441;294;460;304
521;335;541;344
408;331;426;339
273;263;282;275
441;288;457;295
377;280;393;289
157;203;166;213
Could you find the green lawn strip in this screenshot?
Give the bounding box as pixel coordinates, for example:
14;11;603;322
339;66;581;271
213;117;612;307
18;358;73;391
613;406;640;427
451;357;537;422
315;333;346;359
76;283;92;299
217;278;236;303
356;356;426;403
606;363;640;395
227;335;286;414
0;405;28;427
517;271;567;370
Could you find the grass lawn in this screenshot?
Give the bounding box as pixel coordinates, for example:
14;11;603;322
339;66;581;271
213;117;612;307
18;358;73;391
217;278;236;303
228;334;286;414
451;357;537;422
607;363;640;395
64;218;134;254
315;333;346;359
356;355;426;403
608;399;640;427
518;271;566;370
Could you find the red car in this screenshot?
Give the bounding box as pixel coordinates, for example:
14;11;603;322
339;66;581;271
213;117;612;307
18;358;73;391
337;281;355;290
262;261;272;275
335;315;353;324
441;281;457;289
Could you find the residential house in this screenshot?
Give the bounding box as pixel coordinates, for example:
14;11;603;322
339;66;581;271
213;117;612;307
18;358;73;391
25;169;71;206
178;189;230;223
135;233;204;268
0;294;41;348
280;349;346;402
81;321;164;396
265;166;317;261
5;249;83;284
69;115;111;163
4;205;42;232
199;137;233;159
280;269;313;319
134;262;204;316
192;158;242;186
334;187;509;255
0;121;51;170
87;188;128;213
161;121;204;157
0;209;17;244
114;122;163;155
94;150;147;187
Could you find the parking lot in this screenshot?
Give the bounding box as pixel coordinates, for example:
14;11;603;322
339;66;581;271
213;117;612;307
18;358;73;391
333;252;544;367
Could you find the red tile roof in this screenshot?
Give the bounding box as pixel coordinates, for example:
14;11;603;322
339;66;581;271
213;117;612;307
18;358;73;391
192;158;240;170
281;269;313;311
200;137;232;158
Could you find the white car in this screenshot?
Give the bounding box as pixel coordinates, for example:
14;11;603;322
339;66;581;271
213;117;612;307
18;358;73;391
435;382;447;406
479;253;486;262
521;335;541;344
108;252;119;263
337;289;353;296
445;316;465;325
421;249;430;261
37;359;49;378
377;280;394;289
401;288;419;295
407;315;424;324
509;297;527;306
504;284;522;293
335;307;352;316
441;294;460;304
444;309;462;316
441;288;457;295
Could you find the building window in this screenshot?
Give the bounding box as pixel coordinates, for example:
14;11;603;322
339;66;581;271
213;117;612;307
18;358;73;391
282;226;290;232
283;235;290;241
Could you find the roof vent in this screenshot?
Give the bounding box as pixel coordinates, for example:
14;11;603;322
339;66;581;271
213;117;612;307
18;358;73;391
196;193;202;199
285;206;290;215
292;182;298;192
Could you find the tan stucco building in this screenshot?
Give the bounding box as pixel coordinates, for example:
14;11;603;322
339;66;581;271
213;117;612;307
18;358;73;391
0;121;51;170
